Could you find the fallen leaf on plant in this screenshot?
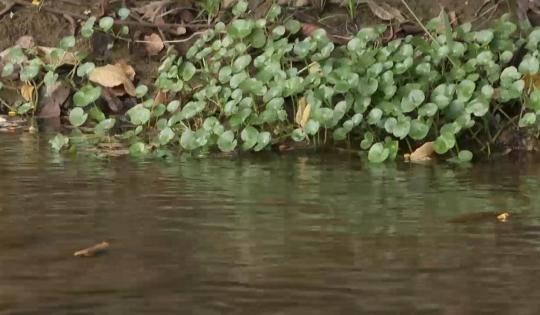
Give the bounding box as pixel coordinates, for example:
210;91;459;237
295;96;311;128
73;241;110;257
37;46;78;66
524;73;540;91
153;89;168;107
367;1;405;22
144;33;164;56
89;64;136;96
20;84;34;102
405;141;435;162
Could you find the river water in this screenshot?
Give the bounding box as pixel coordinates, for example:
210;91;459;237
2;133;540;314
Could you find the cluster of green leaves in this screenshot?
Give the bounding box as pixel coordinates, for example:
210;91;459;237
129;5;539;162
3;1;540;163
0;7;132;150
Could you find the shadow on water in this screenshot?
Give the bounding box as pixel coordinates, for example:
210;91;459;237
2;133;540;314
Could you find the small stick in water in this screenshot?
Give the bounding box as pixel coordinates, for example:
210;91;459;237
73;241;110;257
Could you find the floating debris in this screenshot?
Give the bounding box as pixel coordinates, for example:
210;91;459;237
73;241;110;257
448;211;511;224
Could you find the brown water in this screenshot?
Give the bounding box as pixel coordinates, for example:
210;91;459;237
2;133;540;314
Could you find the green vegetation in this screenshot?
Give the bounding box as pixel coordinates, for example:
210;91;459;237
1;1;540;163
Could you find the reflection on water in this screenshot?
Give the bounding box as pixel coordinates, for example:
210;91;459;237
2;133;540;314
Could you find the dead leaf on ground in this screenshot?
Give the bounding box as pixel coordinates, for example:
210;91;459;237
38;83;70;118
278;0;310;7
134;0;170;23
171;26;187;36
16;36;35;49
37;46;78;66
405;141;435;162
115;60;136;81
144;33;165;56
89;64;136;96
366;1;406;23
73;241;110;257
295;96;311;128
222;0;236;8
20;84;34;102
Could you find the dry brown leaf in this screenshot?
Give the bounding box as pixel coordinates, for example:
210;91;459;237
133;1;170;23
114;61;136;81
16;36;35;49
497;212;510;222
73;241;110;257
89;64;136;96
295;97;311;128
367;1;405;22
278;0;310;7
524;73;540;91
20;84;34;102
222;0;236;8
37;46;78;66
144;33;164;56
171;26;187;36
153;89;168;107
407;141;435;162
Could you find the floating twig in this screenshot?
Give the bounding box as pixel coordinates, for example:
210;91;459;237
73;241;110;257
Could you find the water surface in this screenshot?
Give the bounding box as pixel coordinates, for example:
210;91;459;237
2;133;540;314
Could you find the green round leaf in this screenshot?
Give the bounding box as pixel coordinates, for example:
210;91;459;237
228;19;254;39
181;62;197;81
73;85;102;107
59;36;76;50
254;131;271;151
158;127;175;145
409;119;429;140
49;133;69;152
127;105;151;125
368;142;390;163
69;107;88;127
304;119;320;135
232;54;252;73
241;126;259;150
99;16;114;31
519;112;537;127
76;62;95;78
217;130;237;152
401;89;425;113
129;142;147;156
292;128;307;141
118;7;130;20
367;108;383;125
135;85;149;98
458;150;473;162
